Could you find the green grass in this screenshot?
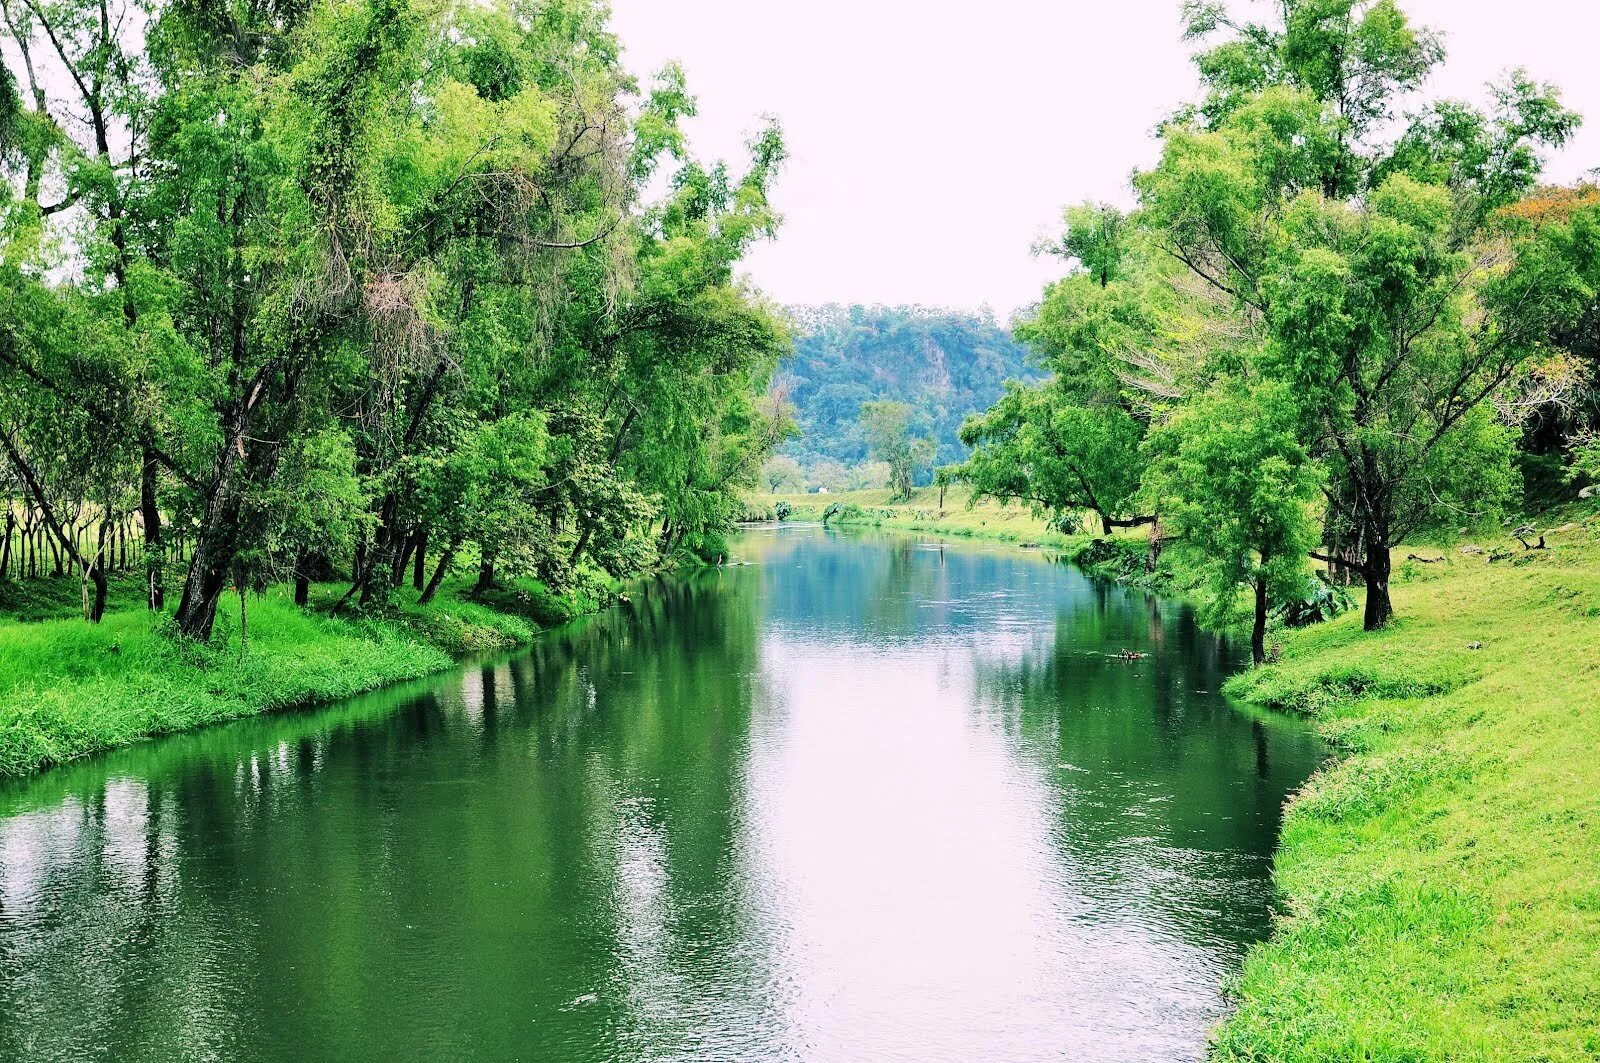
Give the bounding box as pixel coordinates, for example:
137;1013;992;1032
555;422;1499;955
0;573;606;780
760;484;1128;548
1214;511;1600;1061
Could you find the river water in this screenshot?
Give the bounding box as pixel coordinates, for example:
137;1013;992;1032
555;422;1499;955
0;526;1322;1062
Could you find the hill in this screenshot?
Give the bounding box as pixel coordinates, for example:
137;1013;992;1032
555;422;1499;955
778;305;1043;475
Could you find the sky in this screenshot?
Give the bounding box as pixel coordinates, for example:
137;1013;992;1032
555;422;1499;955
608;0;1600;319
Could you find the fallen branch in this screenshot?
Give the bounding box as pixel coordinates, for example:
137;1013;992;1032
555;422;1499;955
1512;525;1546;551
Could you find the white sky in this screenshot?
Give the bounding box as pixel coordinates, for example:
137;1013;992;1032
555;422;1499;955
609;0;1600;318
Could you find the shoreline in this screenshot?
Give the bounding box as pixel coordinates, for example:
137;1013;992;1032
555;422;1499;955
754;489;1600;1058
0;573;623;783
1210;515;1600;1059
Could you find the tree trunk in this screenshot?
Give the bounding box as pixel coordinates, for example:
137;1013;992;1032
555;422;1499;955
475;558;495;594
294;548;312;607
413;531;428;591
419;544;455;605
1;511;13;579
1145;518;1164;574
174;540;234;640
87;521;108;623
1362;543;1393;631
394;531;417;587
140;448;164;610
1252;574;1268;666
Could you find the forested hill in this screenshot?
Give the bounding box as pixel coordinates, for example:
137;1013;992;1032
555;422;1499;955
779;305;1042;469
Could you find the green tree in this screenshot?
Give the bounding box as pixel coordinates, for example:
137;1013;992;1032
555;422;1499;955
762;456;805;494
860;400;934;501
1139;0;1592;628
1145;380;1321;664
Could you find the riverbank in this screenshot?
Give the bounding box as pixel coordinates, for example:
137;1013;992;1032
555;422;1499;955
752;486;1190;594
0;573;614;780
755;484;1085;547
1213;512;1600;1061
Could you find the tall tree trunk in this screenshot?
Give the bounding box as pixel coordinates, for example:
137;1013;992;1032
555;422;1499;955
1;511;13;579
140;448;164;610
412;531;428;591
294;549;312;607
418;543;456;605
1362;542;1393;631
393;530;417;587
87;519;108;622
475;558;495;594
1252;573;1269;666
174;538;236;640
1145;518;1164;574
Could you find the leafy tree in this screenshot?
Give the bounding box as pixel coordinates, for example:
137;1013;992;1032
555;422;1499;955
1139;0;1592;628
806;458;849;491
957;208;1195;535
1144;380;1321;663
762;456;806;494
860;400;934;501
0;0;789;636
844;461;891;491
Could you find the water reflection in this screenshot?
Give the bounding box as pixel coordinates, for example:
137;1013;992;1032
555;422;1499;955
0;526;1321;1062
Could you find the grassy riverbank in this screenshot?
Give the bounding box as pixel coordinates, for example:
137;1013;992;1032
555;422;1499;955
1213;512;1600;1061
758;487;1600;1057
754;484;1106;548
0;574;611;781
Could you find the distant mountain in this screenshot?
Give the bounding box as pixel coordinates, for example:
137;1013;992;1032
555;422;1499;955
778;305;1043;472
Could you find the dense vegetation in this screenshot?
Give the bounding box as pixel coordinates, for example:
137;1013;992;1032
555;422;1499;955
957;0;1600;663
775;304;1040;483
0;0;789;648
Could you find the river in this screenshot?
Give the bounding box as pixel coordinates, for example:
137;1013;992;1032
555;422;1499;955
0;526;1322;1062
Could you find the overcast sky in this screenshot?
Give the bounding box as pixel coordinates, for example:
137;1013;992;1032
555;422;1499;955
608;0;1600;318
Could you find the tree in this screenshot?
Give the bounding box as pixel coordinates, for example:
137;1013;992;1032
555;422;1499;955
762;456;805;494
1144;380;1321;664
960;381;1150;534
1139;0;1591;628
0;0;789;637
958;207;1194;535
860;400;934;501
807;458;849;491
844;461;891;491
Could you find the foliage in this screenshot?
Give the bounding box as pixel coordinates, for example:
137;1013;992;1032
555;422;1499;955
859;400;935;501
1144;380;1321;661
0;0;789;641
779;304;1042;470
961;0;1600;635
761;455;806;493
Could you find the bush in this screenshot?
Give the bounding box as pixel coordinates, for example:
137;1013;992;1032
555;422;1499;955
1279;579;1355;627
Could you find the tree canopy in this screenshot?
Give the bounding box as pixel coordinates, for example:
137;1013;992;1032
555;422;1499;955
960;0;1600;634
0;0;790;636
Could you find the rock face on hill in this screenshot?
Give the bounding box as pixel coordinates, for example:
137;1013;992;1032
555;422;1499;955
780;304;1044;471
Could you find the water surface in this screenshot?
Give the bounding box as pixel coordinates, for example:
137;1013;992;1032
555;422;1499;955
0;527;1322;1062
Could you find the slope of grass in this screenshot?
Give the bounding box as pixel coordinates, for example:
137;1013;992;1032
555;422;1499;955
0;574;606;780
1214;512;1600;1061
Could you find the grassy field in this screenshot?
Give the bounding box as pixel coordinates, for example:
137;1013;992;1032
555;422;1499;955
1211;512;1600;1061
0;573;608;780
756;483;1134;548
